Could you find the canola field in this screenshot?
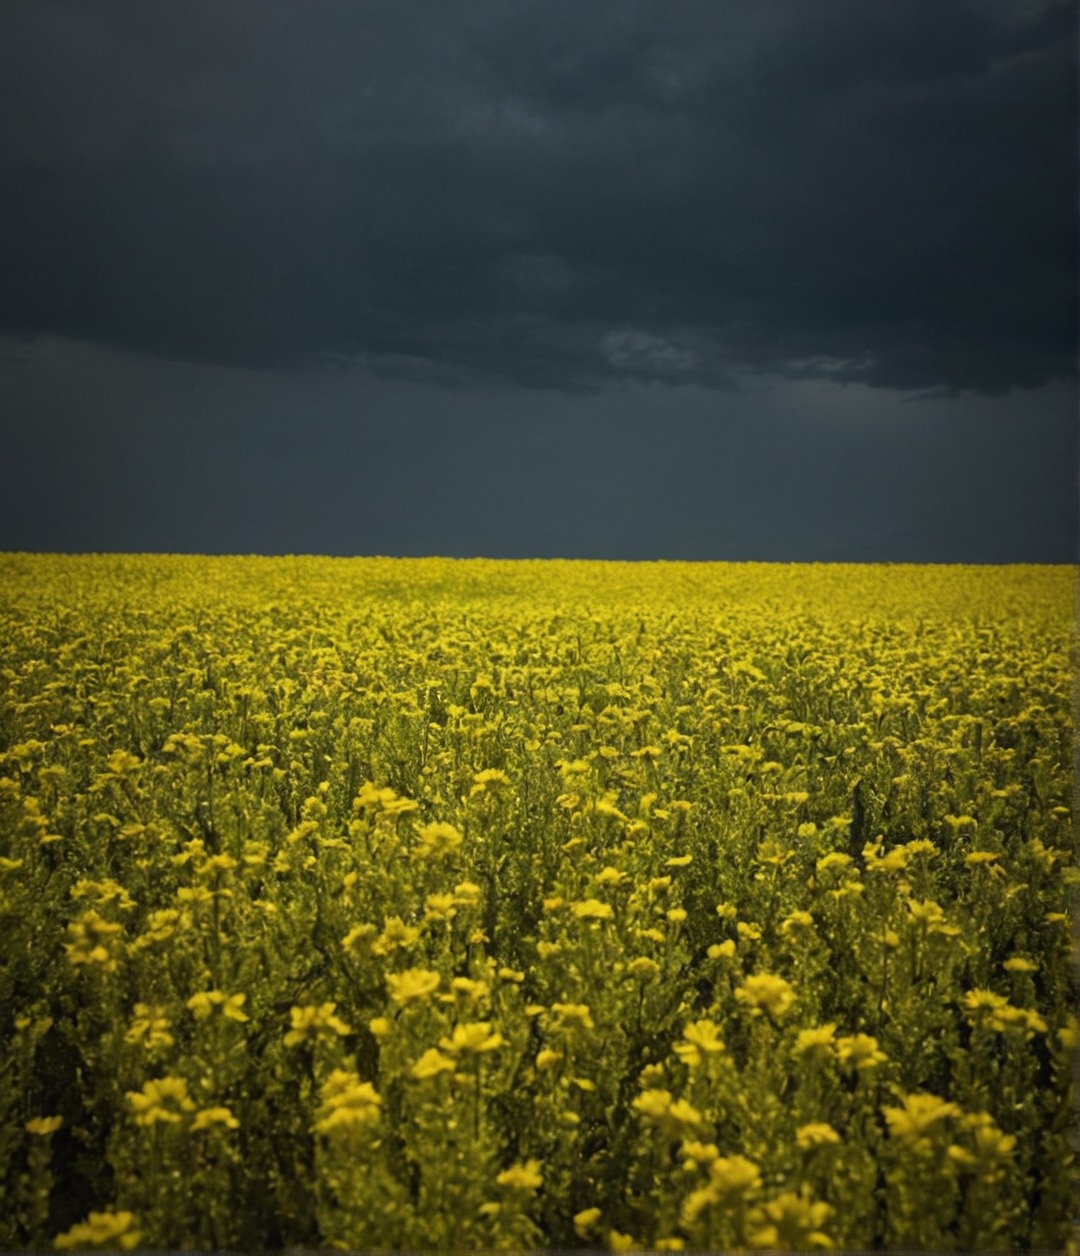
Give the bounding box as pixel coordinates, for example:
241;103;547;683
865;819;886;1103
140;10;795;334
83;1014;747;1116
0;554;1076;1252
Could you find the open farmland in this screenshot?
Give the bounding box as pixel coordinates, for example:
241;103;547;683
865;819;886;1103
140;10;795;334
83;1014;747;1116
0;554;1076;1251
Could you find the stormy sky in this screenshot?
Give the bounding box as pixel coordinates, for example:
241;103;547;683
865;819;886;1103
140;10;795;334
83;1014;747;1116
1;0;1076;561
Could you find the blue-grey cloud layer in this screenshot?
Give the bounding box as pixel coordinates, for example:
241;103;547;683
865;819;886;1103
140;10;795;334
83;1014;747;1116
1;0;1075;394
2;336;1076;561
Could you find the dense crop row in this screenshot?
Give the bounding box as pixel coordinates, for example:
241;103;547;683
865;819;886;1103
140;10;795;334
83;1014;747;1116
0;556;1076;1250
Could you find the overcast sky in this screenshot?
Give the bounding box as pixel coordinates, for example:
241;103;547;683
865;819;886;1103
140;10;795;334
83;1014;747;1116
1;0;1076;561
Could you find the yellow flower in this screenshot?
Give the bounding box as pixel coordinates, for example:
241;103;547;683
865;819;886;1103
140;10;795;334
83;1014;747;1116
944;813;978;832
411;1048;457;1079
451;976;490;1004
596;866;626;885
835;1033;887;1070
883;1091;960;1147
54;1210;142;1250
571;898;614;920
313;1069;381;1134
372;916;421;955
191;1106;239;1131
187;990;249;1023
551;1002;595;1031
105;749;142;777
815;852;852;875
471;768;511;796
386;968;441;1005
131;908;185;950
633;1087;675;1121
632;744;662;761
1003;956;1037;973
708;1154;762;1199
368;1016;392;1039
628;956;661;977
666;855;693;867
780;910;814;935
220;993;249;1021
707;939;736;960
680;1140;719;1171
125;1003;174;1051
746;1190;834;1250
668;1100;708;1130
907;898;961;937
127;1076;196;1126
415;821;463;857
962;988;1008;1017
536;1048;562;1070
609;1230;638;1251
864;844;908;874
26;1115;63;1136
284;1002;351;1045
439;1021;505;1055
346;924;384;949
990;1004;1048;1035
951;1111;1017;1178
796;1122;841;1150
354;781;418;816
633;1088;703;1135
496;1159;543;1191
735;972;797;1020
674;1019;725;1068
594;795;628;822
64;910;124;971
573;1207;602;1237
176;886;214;906
680;1155;762;1224
639;1063;666;1087
424;892;458;922
794;1023;837;1060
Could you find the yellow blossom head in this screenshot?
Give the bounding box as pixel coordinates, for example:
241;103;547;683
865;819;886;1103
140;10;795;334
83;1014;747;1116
796;1122;841;1150
411;1048;457;1080
571;898;614;921
496;1159;543;1191
735;972;797;1020
835;1033;887;1070
386;968;441;1006
439;1021;505;1055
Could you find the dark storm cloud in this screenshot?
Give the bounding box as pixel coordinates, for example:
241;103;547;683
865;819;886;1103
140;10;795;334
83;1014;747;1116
2;337;1076;561
0;0;1075;394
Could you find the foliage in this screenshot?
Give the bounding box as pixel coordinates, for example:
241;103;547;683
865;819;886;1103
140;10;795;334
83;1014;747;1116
0;554;1076;1250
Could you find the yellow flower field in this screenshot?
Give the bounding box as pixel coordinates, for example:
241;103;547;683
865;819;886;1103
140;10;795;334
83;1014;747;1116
0;554;1076;1250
